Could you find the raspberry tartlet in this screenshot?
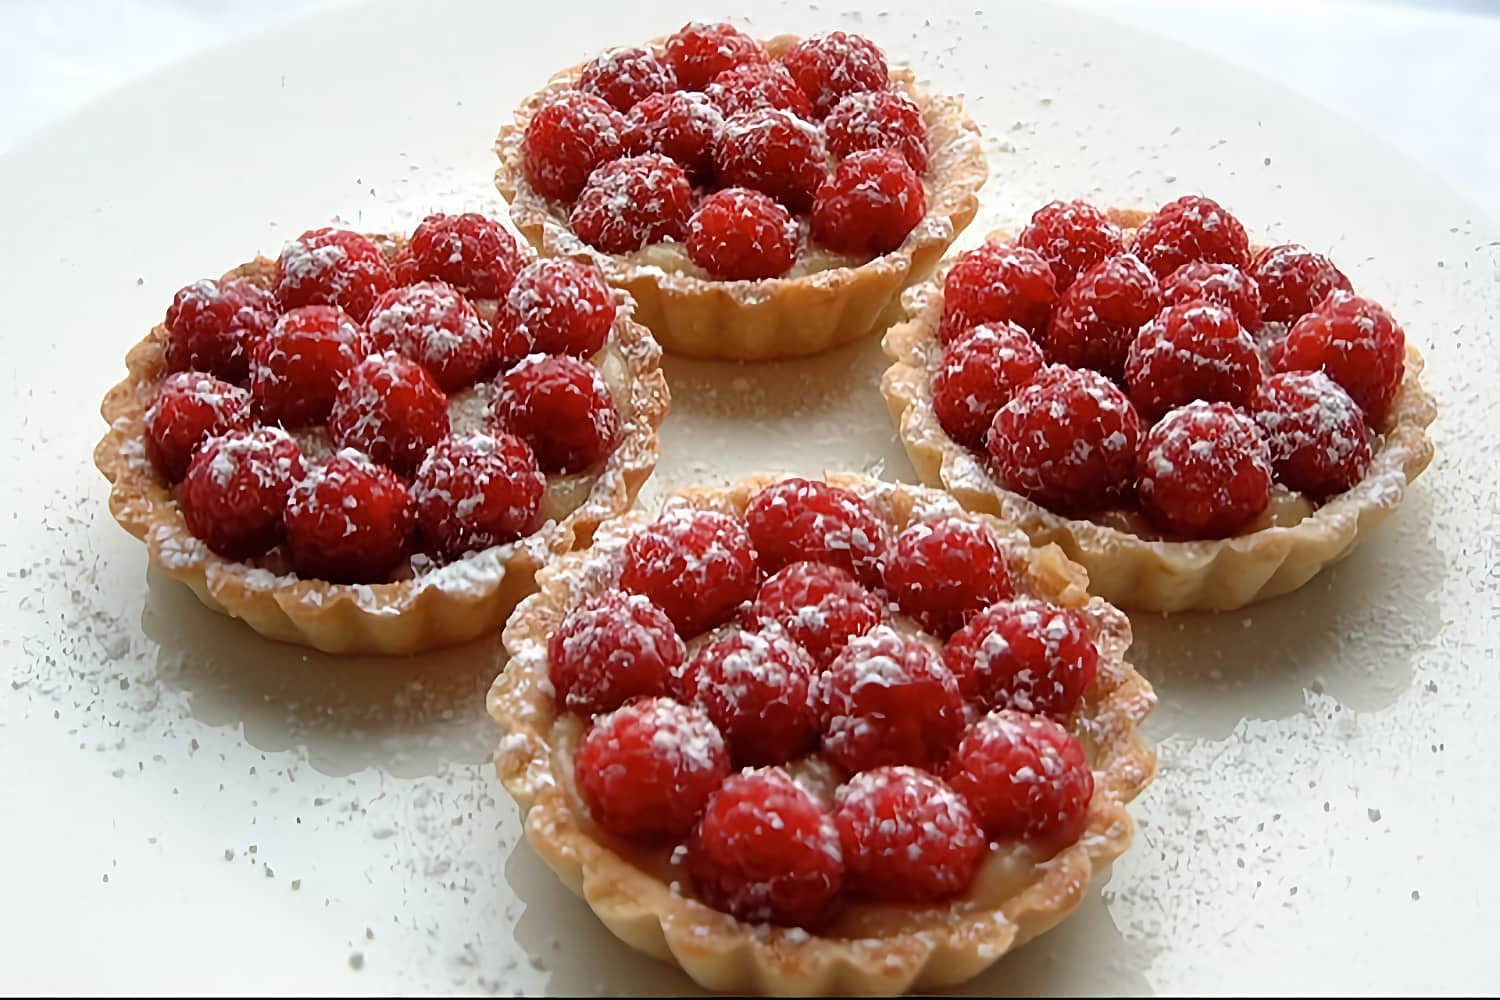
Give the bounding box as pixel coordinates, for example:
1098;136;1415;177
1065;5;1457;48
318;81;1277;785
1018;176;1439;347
95;217;669;653
882;199;1436;611
489;475;1154;993
494;26;987;361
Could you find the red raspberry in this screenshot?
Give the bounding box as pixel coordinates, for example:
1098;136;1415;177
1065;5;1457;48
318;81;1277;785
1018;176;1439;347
818;626;964;772
746;561;882;669
1016;200;1125;291
1160;261;1262;328
569;154;693;254
178;427;305;560
947;709;1093;851
285;451;413;583
743;478;888;586
575;697;729;842
782;32;889;118
578;46;676;112
987;366;1141;514
620;507;760;637
274;228;394;322
366;281;493;393
622;91;725;180
164;278;278;384
932;322;1046;450
1044;254;1161;380
1252;371;1372;500
939;243;1058;343
144;371;252;482
663;21;769;91
686;767;843;927
249;305;368;428
1137;401;1272;539
489;355;619;474
520;91;625;202
1131;195;1251;279
493;258;616;365
406;213;526;300
824;89;929;173
1274;291;1405;427
547;592;685;717
1249;244;1353;324
882;517;1013;637
714;108;827;213
834;767;985;902
328;352;449;475
411;431;545;558
1124;301;1263;422
685;188;799;281
705;62;811;119
811;148;926;256
677;627;820;766
944;599;1098;720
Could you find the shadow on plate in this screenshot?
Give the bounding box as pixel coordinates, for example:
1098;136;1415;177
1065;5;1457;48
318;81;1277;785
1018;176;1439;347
1128;487;1443;742
140;567;501;778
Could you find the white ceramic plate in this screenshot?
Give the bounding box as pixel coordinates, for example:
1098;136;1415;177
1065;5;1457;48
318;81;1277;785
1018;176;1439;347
1;0;1495;993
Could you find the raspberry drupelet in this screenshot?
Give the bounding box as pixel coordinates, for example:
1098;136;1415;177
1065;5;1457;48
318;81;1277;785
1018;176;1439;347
714;108;827;213
177;427;305;560
1016;200;1125;292
493;258;616;365
1137;401;1272;539
144;371;252;482
987;366;1141;515
677;626;821;766
746;560;882;669
1124;300;1264;422
249;304;368;428
328;352;450;475
411;431;545;559
939;243;1059;343
570;154;693;254
164;278;279;384
782;32;889;118
817;625;965;773
575;697;730;841
622;91;725;181
273;227;394;323
1249;244;1352;324
1252;371;1372;500
1160;261;1262;329
686;188;799;281
405;213;526;301
489;354;620;474
1043;254;1161;381
686;767;844;928
365;281;494;393
548;591;685;717
944;598;1098;720
1130;195;1252;280
833;766;986;903
1274;290;1406;427
946;708;1094;853
742;477;888;587
663;21;769;92
811;148;926;256
824;89;929;173
705;62;812;119
882;516;1013;638
932;322;1046;451
619;507;760;637
520;91;625;202
284;450;414;583
578;46;676;112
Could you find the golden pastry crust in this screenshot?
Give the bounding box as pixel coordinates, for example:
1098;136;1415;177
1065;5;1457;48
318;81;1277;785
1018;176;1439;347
93;237;669;655
494;35;988;362
881;218;1438;613
488;474;1155;995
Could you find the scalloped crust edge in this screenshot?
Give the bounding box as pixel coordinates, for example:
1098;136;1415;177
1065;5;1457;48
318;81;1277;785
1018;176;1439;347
93;241;671;655
488;473;1156;996
494;35;989;363
880;221;1438;614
